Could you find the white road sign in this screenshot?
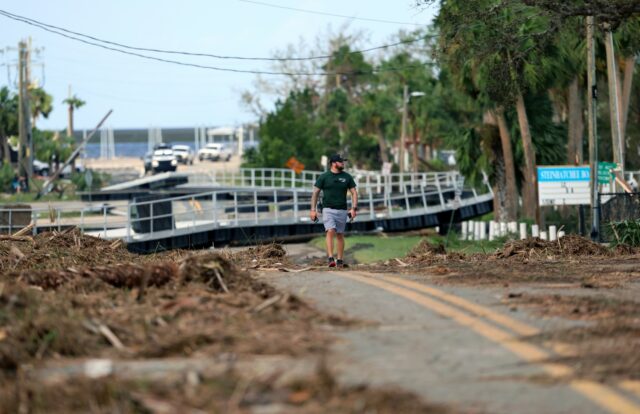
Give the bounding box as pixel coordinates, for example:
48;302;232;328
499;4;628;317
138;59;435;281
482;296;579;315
537;166;590;206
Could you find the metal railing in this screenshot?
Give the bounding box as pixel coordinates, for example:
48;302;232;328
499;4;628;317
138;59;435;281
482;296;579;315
188;168;466;196
0;204;129;236
0;168;492;242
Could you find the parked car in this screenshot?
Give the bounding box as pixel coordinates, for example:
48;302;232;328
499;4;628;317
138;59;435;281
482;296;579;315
150;148;178;173
172;144;194;165
33;159;84;178
198;143;232;162
154;143;171;150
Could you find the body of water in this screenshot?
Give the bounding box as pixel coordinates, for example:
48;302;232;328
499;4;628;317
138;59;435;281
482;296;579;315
83;141;195;159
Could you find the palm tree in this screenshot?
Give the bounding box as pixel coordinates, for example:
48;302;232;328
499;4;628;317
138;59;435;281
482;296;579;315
436;5;520;221
62;93;85;138
29;87;53;129
437;0;566;222
0;87;19;163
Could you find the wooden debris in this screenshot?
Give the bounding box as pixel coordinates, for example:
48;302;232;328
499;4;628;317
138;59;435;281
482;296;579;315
12;223;34;237
252;295;282;313
109;239;124;250
211;268;229;293
394;258;409;267
9;246;25;260
0;235;33;242
131;392;207;414
98;324;126;350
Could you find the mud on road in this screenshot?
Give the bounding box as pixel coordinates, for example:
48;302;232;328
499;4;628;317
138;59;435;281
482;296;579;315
0;231;447;413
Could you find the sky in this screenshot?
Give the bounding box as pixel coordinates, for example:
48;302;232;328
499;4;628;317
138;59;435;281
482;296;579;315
0;1;436;130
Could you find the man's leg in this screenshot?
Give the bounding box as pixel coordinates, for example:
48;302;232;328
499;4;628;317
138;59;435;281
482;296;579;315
336;233;345;260
325;229;335;258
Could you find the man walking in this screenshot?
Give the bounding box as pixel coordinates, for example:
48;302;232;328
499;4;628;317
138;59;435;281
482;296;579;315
310;154;358;268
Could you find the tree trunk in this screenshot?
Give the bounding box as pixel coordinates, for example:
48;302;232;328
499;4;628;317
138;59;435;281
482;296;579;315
620;55;635;141
411;130;420;173
604;30;624;169
492;151;507;222
375;128;389;164
67;105;74;137
494;108;518;221
567;78;584;164
515;91;539;223
0;125;8;164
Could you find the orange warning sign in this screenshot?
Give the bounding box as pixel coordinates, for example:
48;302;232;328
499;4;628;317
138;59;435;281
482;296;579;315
285;156;305;174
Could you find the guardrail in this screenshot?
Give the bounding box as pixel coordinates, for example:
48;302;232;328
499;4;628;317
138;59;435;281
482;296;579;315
0;169;492;243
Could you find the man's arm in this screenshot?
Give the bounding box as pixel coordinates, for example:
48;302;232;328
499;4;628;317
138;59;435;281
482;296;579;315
310;186;321;221
349;187;358;219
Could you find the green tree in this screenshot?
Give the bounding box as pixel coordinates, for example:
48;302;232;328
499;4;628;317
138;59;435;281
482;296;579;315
246;88;327;170
29;87;53;129
437;0;566;221
0;87;19;164
62;94;85;137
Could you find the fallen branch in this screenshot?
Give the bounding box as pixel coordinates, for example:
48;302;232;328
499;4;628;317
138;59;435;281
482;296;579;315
275;266;315;273
252;295;282;313
213;269;229;293
98;324;126;350
394;258;409;267
12;223;34;237
0;235;33;242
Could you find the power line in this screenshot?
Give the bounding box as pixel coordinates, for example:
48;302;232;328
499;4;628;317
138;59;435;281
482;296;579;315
236;0;426;26
0;9;428;62
0;9;429;76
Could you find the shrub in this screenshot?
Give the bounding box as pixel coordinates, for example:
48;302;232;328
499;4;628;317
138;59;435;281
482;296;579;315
0;163;15;193
608;219;640;246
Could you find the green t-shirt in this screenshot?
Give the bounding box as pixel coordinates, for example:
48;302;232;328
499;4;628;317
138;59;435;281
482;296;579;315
314;171;356;210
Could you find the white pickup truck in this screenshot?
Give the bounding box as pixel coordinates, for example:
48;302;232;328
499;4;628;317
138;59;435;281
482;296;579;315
198;143;232;162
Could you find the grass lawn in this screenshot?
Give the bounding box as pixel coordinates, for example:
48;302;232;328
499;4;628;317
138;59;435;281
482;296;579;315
309;233;506;264
0;192;80;203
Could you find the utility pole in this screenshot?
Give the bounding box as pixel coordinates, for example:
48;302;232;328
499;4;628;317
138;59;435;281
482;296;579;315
17;39;33;187
587;17;599;241
604;27;624;173
399;84;408;173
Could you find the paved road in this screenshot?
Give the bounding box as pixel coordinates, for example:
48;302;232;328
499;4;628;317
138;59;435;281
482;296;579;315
263;270;640;414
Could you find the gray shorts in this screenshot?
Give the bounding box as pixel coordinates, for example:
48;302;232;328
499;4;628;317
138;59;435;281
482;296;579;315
322;208;348;234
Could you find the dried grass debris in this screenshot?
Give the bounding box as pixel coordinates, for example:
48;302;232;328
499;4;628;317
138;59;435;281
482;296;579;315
494;235;611;260
233;242;289;267
178;253;240;292
12;262;178;290
403;240;466;265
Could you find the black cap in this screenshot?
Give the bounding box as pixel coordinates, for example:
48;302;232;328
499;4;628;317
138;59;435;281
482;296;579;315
329;154;348;163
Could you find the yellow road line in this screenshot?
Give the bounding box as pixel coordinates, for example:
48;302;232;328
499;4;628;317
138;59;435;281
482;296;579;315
364;272;583;355
372;272;640;405
336;271;640;414
366;272;540;336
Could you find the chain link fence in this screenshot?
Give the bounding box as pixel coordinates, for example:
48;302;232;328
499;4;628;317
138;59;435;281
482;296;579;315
598;192;640;242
